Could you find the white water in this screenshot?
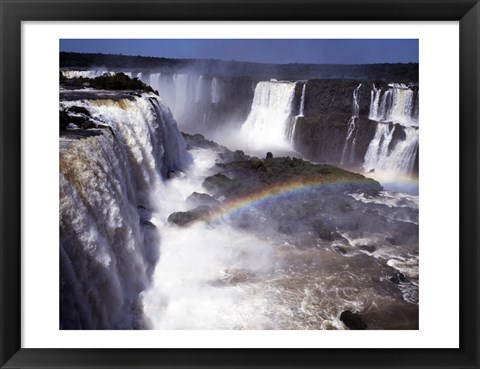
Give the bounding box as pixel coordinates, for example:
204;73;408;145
362;123;418;176
341;83;362;165
364;83;419;177
368;84;418;127
60;93;190;329
240;81;297;150
61;70;133;79
144;73;204;122
298;82;306;117
211;77;221;104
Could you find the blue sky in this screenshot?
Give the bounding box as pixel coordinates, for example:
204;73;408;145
60;39;418;64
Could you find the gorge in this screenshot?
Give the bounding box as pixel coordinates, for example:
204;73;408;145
60;53;419;330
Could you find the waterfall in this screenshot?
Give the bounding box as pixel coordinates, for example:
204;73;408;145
195;75;204;103
240;80;297;150
143;73;206;123
60;93;190;329
211;77;220;104
368;84;418;126
61;70;133;79
364;83;419;176
369;84;382;120
287;82;308;147
341;83;362;165
298;82;306;117
362;123;418;175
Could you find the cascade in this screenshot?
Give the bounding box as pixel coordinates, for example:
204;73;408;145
287;82;308;146
61;70;133;79
211;77;220;104
195;75;204;103
240;81;297;150
341;83;362;165
368;84;418;126
364;83;419;176
60;93;190;329
298;82;306;117
362;123;418;175
143;73;207;122
369;84;382;121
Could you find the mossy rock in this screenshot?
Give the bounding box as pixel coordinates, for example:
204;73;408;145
203;173;233;194
167;205;212;227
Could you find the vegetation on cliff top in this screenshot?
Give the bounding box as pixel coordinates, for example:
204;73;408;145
60;71;156;94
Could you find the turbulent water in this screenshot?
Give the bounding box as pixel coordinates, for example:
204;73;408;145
138;145;419;329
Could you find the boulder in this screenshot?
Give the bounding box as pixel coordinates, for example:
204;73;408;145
333;246;347;255
186;192;220;207
167;205;212;227
203;173;233;194
340;310;367;330
358;245;376;253
389;272;409;284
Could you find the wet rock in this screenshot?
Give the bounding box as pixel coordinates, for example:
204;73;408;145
333;246;347;255
68;106;91;116
359;245;376;253
340;310;367;330
167;205;211;227
389;272;409;284
234;150;245;161
203;173;233;194
140;220;156;229
386;237;396;245
312;219;338;241
186;192;220;207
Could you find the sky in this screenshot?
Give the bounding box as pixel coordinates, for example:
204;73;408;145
60;39;418;65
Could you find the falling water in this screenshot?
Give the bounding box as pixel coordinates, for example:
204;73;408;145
60;93;190;329
362;123;418;175
211;77;221;104
240;81;297;150
341;83;362;165
298;82;307;117
368;84;418;126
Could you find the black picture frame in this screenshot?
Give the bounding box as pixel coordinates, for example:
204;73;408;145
1;0;479;368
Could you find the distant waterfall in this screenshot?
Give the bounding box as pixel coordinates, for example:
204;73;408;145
368;84;418;126
142;72;211;122
60;93;190;329
240;81;297;149
298;82;306;117
287;82;307;146
61;70;133;79
369;84;381;120
362;123;418;175
195;75;204;102
341;83;362;165
364;83;419;176
211;77;221;104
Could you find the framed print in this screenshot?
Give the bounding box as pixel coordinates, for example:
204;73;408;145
1;0;479;368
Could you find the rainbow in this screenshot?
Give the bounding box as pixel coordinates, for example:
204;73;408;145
200;175;379;224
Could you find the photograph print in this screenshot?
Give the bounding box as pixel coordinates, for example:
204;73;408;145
59;39;419;330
